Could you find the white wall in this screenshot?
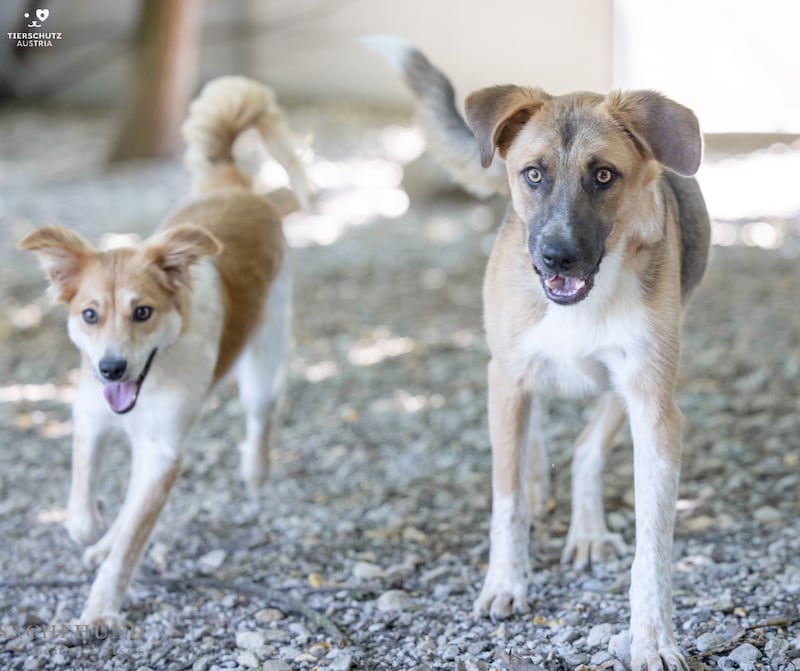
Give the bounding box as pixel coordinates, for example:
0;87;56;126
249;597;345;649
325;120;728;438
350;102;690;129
614;0;800;133
251;0;614;105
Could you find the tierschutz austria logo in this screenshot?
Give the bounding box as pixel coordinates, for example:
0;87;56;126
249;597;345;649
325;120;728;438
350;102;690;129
7;7;63;48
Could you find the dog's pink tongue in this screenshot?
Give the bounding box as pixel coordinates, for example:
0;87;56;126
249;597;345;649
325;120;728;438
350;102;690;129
103;381;138;413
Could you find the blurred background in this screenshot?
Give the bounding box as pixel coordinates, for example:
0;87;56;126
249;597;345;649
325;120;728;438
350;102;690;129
0;0;798;251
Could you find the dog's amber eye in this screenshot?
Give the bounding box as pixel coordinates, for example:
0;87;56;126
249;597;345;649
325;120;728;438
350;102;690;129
133;306;153;322
524;167;542;186
82;308;98;325
596;168;614;185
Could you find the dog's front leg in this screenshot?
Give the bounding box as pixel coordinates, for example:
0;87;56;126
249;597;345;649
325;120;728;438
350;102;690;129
474;359;531;620
65;393;109;546
625;386;688;671
80;440;182;625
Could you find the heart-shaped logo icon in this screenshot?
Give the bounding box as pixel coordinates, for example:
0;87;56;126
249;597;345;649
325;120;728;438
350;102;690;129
36;9;49;22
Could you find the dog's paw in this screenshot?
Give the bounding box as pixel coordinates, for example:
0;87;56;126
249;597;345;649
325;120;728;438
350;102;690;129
561;530;629;569
473;575;529;621
65;500;107;547
630;644;689;671
76;606;123;630
239;438;271;493
82;530;116;568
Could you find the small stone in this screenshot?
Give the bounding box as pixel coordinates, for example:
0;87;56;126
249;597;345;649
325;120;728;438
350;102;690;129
23;659;44;671
261;662;291;671
255;608;285;624
765;637;789;659
197;548;227;573
729;642;760;670
236;650;261;668
590;650;614;666
685;515;716;532
441;644;460;660
6;637;27;652
376;589;413;612
306;642;330;659
293;653;318;663
753;505;782;523
458;658;488;671
608;629;631;664
192;656;213;671
352;560;385;581
695;632;727;652
586;622;613;648
236;630;266;651
326;653;353;671
493;622;509;640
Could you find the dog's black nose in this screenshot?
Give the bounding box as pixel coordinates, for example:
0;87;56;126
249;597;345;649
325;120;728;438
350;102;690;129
99;357;127;381
541;240;577;274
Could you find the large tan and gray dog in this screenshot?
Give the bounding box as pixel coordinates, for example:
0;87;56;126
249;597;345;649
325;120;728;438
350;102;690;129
368;37;710;671
19;76;309;625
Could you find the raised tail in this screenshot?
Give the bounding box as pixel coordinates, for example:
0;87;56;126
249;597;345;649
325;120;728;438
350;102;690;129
361;35;508;199
182;76;310;209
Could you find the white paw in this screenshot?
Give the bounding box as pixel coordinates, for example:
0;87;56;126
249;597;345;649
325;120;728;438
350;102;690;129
82;530;116;568
473;568;530;620
65;501;106;546
239;439;271;493
561;530;629;569
630;643;689;671
77;605;123;629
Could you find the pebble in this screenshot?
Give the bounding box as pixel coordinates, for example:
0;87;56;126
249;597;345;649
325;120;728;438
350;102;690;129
586;622;613;648
376;589;413;612
261;662;291;671
236;650;261;668
457;658;488;671
753;505;782;523
196;548;227;573
728;642;761;670
236;630;266;651
352;560;385;581
765;637;789;659
695;631;727;652
322;653;353;671
608;629;631;663
255;608;285;624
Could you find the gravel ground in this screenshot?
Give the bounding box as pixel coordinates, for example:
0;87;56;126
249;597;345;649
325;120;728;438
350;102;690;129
0;104;798;671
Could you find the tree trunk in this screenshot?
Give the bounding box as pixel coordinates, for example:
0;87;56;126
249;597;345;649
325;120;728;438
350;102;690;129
108;0;201;163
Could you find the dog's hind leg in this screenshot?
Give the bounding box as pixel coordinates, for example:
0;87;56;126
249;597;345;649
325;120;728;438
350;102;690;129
561;391;629;569
236;254;292;493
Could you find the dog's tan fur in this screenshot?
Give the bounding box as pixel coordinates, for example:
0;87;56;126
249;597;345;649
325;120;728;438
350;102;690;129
371;38;710;671
19;76;308;624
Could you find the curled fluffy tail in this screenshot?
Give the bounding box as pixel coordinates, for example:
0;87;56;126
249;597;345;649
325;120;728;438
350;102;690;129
182;76;310;208
361;36;507;199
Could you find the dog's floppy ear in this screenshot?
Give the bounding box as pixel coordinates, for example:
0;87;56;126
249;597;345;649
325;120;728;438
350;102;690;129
144;224;222;291
605;90;702;176
18;226;95;303
465;85;551;167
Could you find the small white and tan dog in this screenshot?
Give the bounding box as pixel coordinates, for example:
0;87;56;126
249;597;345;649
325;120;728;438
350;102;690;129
19;76;309;625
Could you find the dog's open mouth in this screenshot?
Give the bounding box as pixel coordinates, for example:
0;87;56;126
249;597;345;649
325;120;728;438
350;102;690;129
102;349;157;414
541;272;595;304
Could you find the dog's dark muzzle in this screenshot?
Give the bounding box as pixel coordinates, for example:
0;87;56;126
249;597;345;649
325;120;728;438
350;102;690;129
530;236;602;305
